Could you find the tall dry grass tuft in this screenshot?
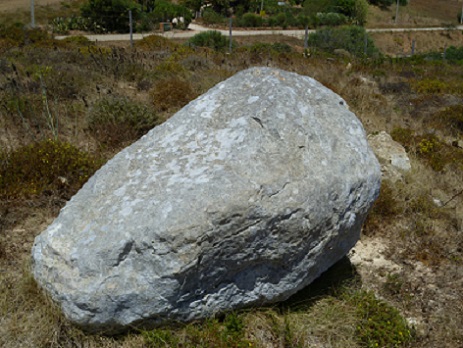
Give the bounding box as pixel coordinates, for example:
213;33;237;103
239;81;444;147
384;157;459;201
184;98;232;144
0;263;63;348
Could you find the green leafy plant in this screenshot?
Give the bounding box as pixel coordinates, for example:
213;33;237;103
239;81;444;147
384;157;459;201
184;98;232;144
308;25;380;57
238;13;263;27
0;139;102;200
390;127;414;151
187;30;232;51
435;105;463;135
345;290;414;347
142;328;180;347
81;0;141;33
248;42;293;54
149;0;192;30
201;8;227;26
142;313;250;347
88;95;159;147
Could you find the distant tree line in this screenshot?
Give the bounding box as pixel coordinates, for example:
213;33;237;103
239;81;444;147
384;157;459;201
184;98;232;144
53;0;410;34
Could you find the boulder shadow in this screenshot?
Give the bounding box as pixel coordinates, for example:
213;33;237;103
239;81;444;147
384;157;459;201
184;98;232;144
278;256;360;312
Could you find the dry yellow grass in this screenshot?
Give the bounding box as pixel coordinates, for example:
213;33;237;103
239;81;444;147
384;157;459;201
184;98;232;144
371;29;463;56
1;11;463;347
366;0;462;28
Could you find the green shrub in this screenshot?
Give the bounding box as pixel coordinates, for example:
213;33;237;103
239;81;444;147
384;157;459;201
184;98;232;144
87;96;159;146
149;0;192;29
336;0;368;25
346;290;414;347
248;42;293;54
187;30;231;50
202;8;226;26
390;127;414;151
412;79;448;94
308;25;380;57
51;16;103;34
316;12;349;26
0;140;102;199
274;12;287;27
369;0;407;7
437;105;463;135
81;0;141;33
392;128;463;171
142;313;250;347
238;13;263;27
0;24;54;47
445;46;463;61
142;328;180;347
60;35;91;46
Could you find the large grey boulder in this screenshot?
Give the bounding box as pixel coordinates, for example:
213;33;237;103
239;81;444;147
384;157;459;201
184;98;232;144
32;67;381;333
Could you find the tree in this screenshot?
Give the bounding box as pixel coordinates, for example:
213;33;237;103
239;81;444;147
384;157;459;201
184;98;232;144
368;0;407;8
352;0;368;25
179;0;203;13
368;0;394;8
302;0;336;27
81;0;141;33
136;0;156;12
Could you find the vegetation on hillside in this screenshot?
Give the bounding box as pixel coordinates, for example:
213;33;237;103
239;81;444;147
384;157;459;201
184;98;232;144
1;5;463;347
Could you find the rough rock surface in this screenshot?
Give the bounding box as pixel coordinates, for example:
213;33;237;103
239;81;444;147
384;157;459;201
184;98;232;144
368;131;411;182
32;67;381;333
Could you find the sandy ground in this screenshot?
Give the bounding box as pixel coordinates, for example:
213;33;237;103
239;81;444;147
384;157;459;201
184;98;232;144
0;0;64;12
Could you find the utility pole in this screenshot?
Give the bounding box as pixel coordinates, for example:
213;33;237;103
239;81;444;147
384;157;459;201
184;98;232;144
394;0;399;25
129;10;133;48
229;17;233;54
30;0;35;28
461;1;463;24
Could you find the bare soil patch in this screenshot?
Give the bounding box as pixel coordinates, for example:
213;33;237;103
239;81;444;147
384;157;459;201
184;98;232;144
371;29;463;56
0;0;63;13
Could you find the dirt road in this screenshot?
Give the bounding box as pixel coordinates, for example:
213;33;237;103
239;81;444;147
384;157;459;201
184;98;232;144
54;23;463;42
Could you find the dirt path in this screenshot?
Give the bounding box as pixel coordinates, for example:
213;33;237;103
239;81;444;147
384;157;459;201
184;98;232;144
0;0;63;12
54;23;463;42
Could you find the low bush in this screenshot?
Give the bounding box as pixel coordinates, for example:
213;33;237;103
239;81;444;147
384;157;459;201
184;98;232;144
238;13;263;27
308;26;380;57
135;34;177;51
149;0;192;30
201;8;226;26
445;45;463;61
411;78;463;95
142;312;250;347
81;0;141;33
316;12;349;26
392;129;463;171
346;290;414;347
390;127;414;151
50;16;104;34
60;35;91;46
187;30;231;51
87;95;159;147
0;24;55;48
248;42;293;54
0;139;102;200
150;78;196;112
436;105;463;135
